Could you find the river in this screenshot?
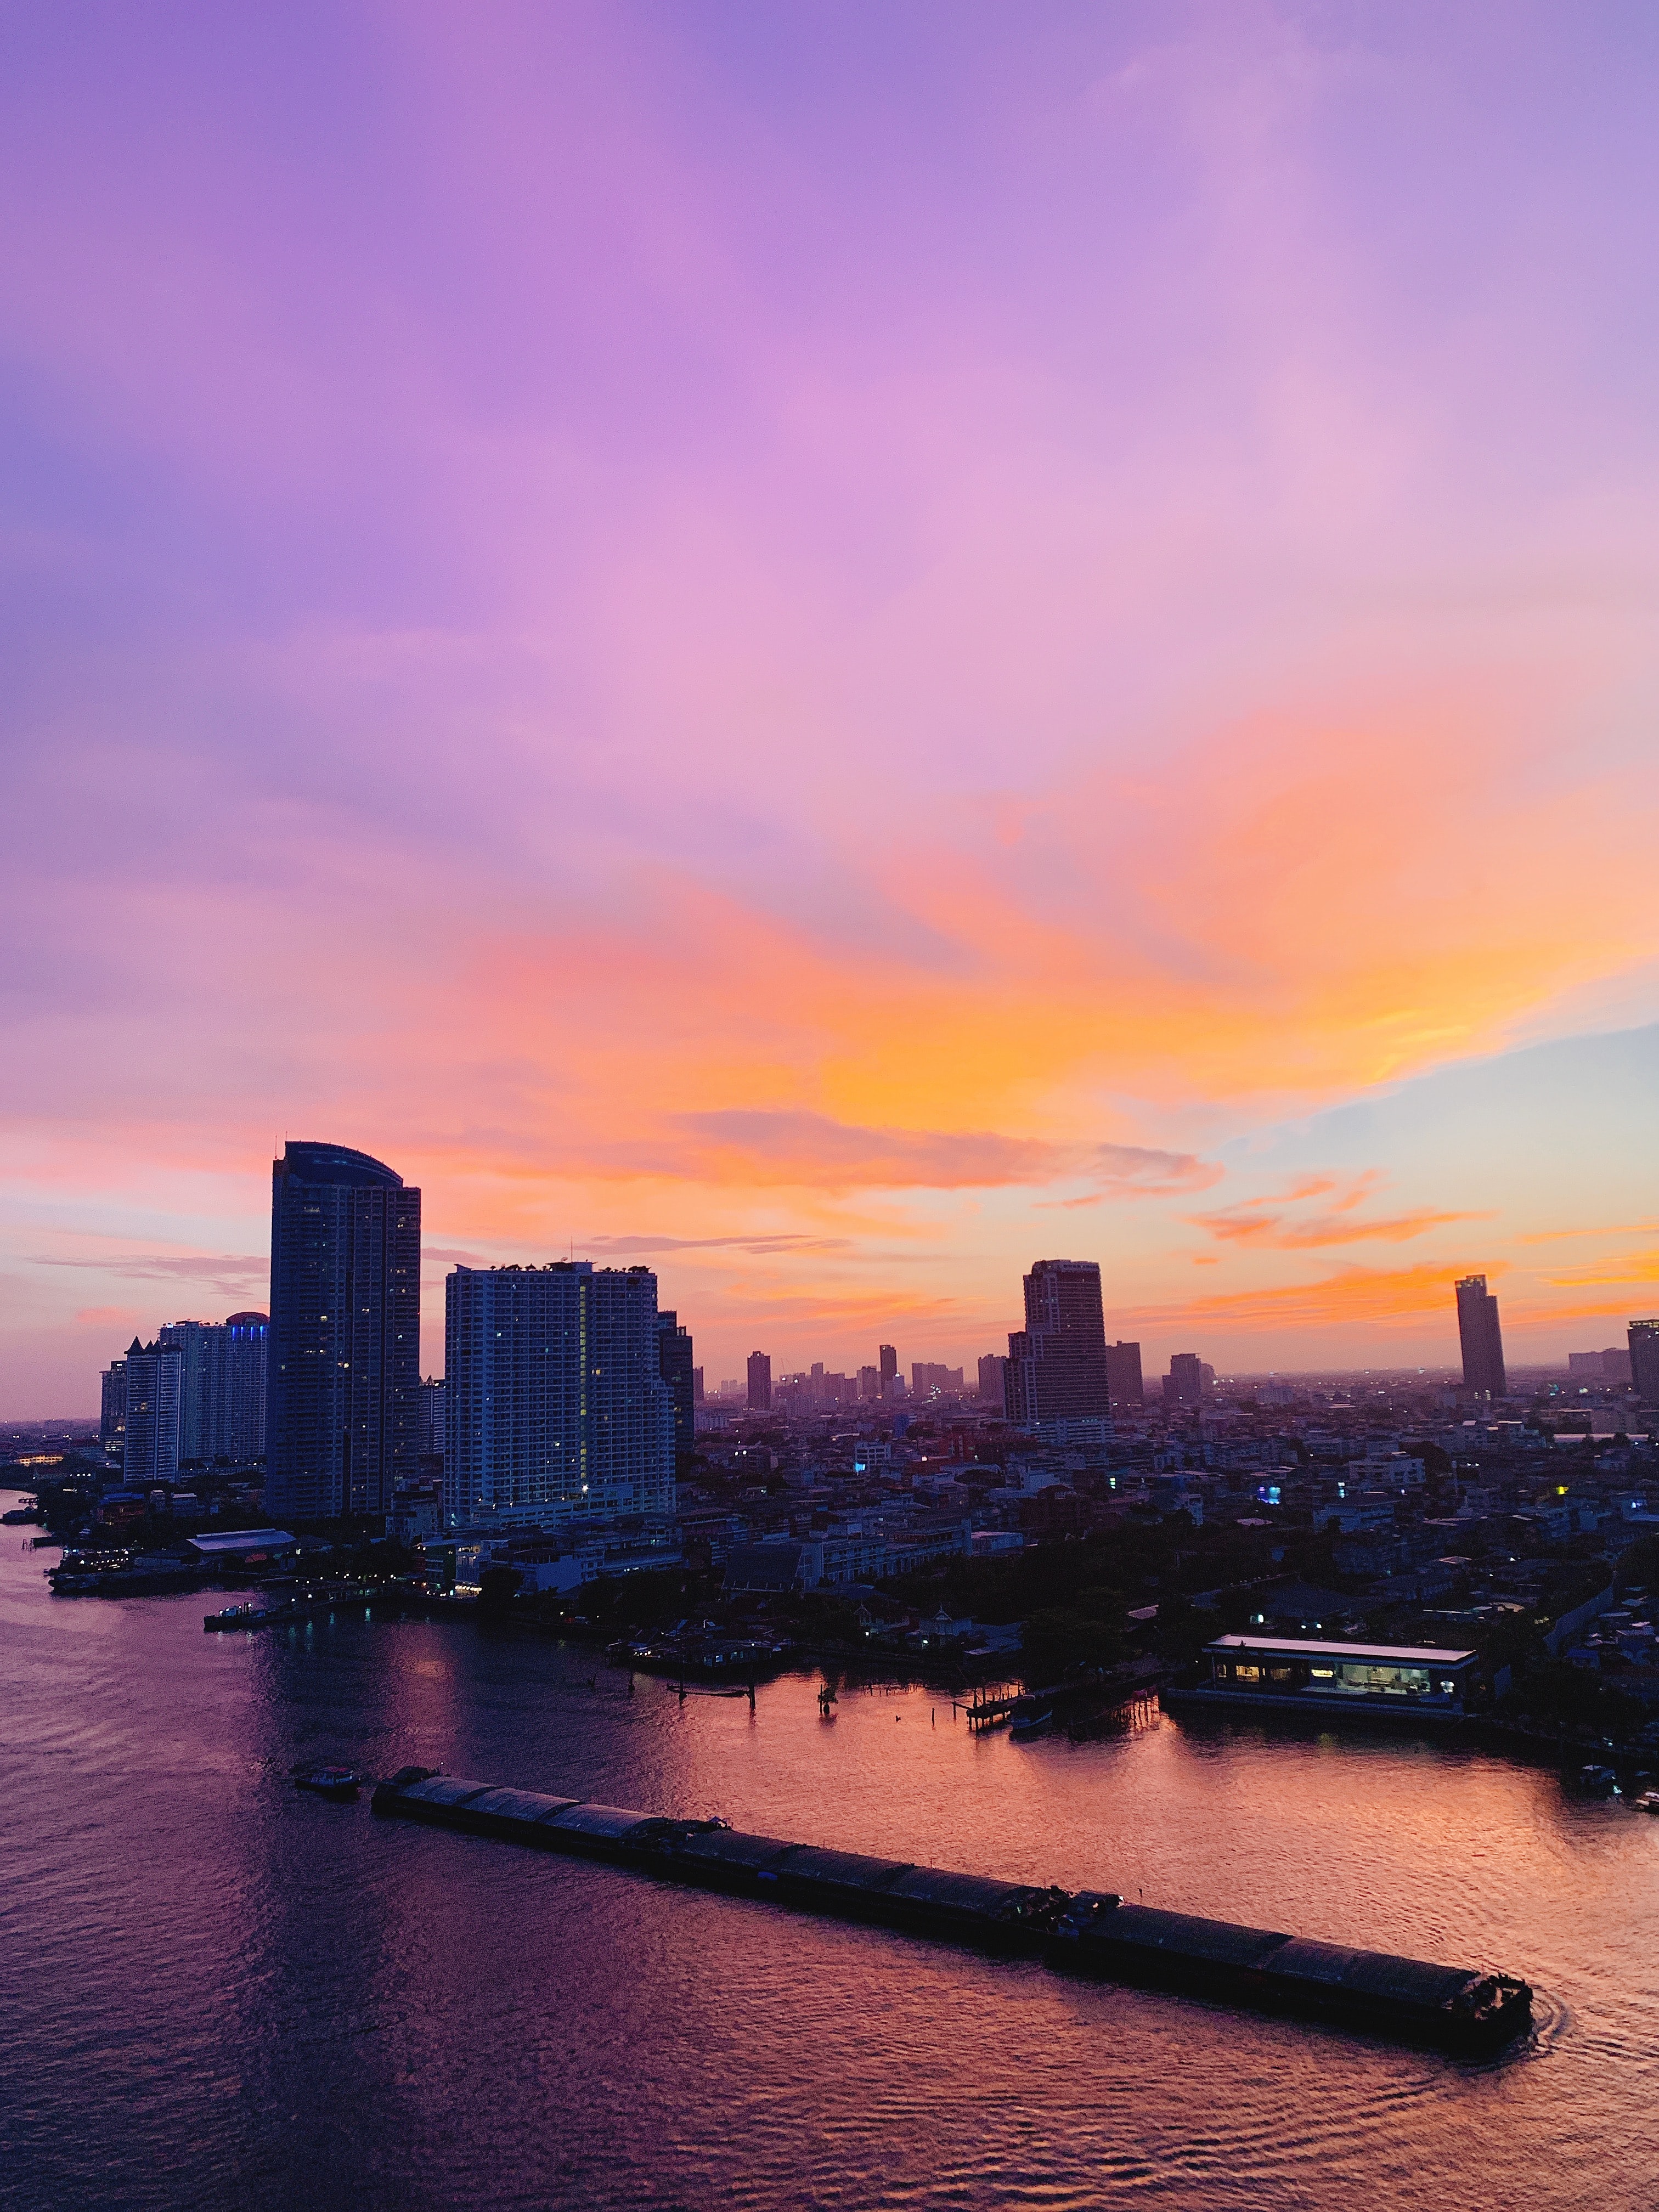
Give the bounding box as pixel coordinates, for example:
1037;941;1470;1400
2;1533;1655;2210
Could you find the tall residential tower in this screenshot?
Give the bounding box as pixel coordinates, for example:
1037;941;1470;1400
445;1261;674;1528
266;1142;421;1522
1004;1259;1110;1426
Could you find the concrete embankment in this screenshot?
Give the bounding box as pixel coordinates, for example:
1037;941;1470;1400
371;1771;1532;2056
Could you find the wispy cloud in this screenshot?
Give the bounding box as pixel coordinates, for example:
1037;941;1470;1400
1189;1172;1485;1251
670;1111;1218;1195
33;1253;267;1296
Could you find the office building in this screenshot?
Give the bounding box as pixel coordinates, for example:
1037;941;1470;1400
159;1313;268;1462
858;1364;881;1401
121;1336;182;1489
1456;1275;1507;1397
879;1344;898;1398
692;1367;704;1404
266;1141;421;1523
747;1351;772;1412
99;1356;127;1453
1632;1321;1659;1404
1106;1340;1144;1407
978;1352;1005;1403
445;1261;674;1528
1004;1260;1110;1425
655;1310;696;1457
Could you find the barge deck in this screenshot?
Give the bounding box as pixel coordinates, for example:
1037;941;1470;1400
371;1770;1531;2056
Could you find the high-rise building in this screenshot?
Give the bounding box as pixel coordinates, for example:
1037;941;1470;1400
911;1363;964;1397
211;1313;269;1460
1003;1260;1110;1426
691;1367;704;1404
655;1310;696;1458
159;1313;268;1462
266;1142;421;1523
121;1336;182;1489
418;1377;445;1459
1106;1341;1144;1407
160;1321;211;1460
977;1352;1005;1403
1455;1275;1507;1397
878;1344;898;1399
1164;1353;1204;1409
747;1351;772;1411
858;1364;881;1401
445;1261;674;1528
99;1357;127;1453
1630;1320;1659;1404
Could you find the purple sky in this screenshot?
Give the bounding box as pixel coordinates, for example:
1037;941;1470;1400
4;3;1659;1410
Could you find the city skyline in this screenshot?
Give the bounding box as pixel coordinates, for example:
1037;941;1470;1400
5;8;1659;1413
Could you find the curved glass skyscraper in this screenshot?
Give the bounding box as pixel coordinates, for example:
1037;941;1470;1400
267;1142;421;1523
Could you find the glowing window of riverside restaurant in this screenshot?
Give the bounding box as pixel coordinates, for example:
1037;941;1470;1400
1205;1636;1476;1697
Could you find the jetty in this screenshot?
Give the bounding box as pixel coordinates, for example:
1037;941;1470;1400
371;1770;1531;2055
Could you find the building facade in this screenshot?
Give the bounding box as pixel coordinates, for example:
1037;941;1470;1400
1106;1340;1144;1407
418;1376;446;1459
445;1261;675;1529
158;1313;268;1462
1164;1353;1205;1409
99;1357;128;1453
266;1142;421;1523
655;1310;696;1458
1456;1274;1507;1397
978;1352;1005;1403
747;1350;772;1411
1003;1259;1110;1426
1632;1320;1659;1404
121;1336;182;1489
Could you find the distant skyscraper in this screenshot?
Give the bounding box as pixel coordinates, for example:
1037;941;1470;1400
99;1356;127;1453
1456;1275;1507;1397
858;1364;881;1401
1004;1260;1110;1426
1630;1320;1659;1403
747;1351;772;1411
1106;1341;1144;1407
160;1313;268;1462
655;1310;696;1457
121;1336;181;1489
977;1352;1005;1403
418;1376;445;1459
878;1344;898;1399
445;1261;674;1529
1164;1353;1204;1409
267;1142;421;1523
691;1367;704;1404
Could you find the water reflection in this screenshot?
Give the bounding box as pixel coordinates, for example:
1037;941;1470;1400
1;1545;1655;2212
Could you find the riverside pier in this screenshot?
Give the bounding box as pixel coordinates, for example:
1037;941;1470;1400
371;1770;1532;2055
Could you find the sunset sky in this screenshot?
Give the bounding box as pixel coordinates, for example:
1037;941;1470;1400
5;3;1659;1413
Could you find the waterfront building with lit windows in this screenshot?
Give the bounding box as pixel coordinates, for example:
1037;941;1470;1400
444;1261;675;1530
1193;1635;1481;1720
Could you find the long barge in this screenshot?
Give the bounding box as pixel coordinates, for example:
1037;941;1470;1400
371;1770;1531;2055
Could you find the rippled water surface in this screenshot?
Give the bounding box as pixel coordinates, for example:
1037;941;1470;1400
3;1536;1657;2211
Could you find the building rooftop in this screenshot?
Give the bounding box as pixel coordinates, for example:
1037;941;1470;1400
1204;1634;1478;1666
186;1528;297;1556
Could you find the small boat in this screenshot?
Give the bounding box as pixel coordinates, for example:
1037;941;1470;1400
1009;1703;1054;1742
205;1602;269;1631
1630;1790;1659;1814
292;1765;362;1800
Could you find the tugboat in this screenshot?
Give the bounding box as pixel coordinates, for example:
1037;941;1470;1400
292;1764;362;1800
